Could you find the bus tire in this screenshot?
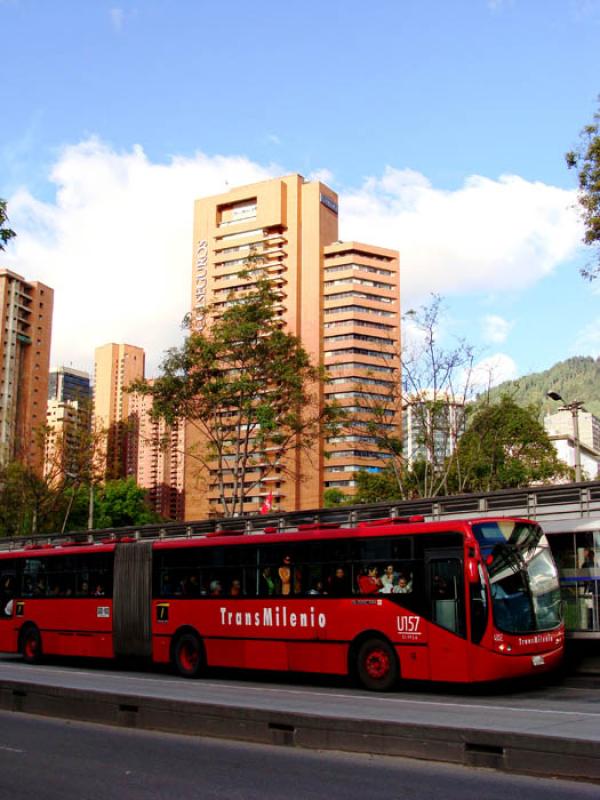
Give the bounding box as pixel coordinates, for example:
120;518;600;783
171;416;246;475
20;624;43;665
356;637;398;692
173;631;204;678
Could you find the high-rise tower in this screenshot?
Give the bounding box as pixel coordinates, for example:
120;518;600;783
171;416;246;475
93;343;145;479
186;174;400;519
0;269;53;472
44;366;92;483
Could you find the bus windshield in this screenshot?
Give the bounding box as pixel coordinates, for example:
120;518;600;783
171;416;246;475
472;521;561;634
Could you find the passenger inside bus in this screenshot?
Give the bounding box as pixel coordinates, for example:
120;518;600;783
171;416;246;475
1;576;14;616
380;564;397;592
279;555;292;595
358;565;381;594
184;575;202;596
230;579;242;597
394;575;412;593
259;567;276;596
209;580;223;596
328;567;348;596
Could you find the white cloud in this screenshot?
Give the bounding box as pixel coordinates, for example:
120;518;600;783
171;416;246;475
338;167;582;302
3;144;584;379
5;138;278;375
471;353;519;392
482;314;512;344
308;168;334;185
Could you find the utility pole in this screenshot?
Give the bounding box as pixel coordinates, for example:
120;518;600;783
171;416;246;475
547;392;584;482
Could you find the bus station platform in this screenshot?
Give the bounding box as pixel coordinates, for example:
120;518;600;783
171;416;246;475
0;657;599;784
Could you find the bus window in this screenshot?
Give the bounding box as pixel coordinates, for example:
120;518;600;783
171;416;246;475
44;556;76;597
23;559;46;597
258;565;277;596
258;544;304;596
429;558;465;636
325;565;350;596
0;570;16;617
354;537;393;563
470;564;489;644
302;563;326;595
84;553;113;598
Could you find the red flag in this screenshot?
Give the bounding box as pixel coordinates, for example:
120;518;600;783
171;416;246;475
260;491;273;515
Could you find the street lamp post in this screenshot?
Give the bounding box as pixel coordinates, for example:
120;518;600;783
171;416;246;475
547;391;585;482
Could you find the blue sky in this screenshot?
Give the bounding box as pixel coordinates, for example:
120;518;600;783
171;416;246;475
1;0;599;381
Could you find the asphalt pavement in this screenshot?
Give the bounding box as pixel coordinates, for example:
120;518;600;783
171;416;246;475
0;655;599;782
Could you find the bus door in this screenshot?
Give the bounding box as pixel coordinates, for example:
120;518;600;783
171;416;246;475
425;548;468;681
0;566;17;651
113;542;153;659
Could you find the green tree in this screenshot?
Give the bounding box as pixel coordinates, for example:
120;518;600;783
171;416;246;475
132;270;337;517
347;295;475;501
566;98;600;280
0;461;67;537
323;487;350;507
354;468;400;503
92;478;162;529
0;198;16;251
449;395;570;493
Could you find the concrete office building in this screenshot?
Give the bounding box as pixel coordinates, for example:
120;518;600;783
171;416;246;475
402;391;466;468
94;346;184;517
0;269;53;473
186;174;400;519
44;366;92;483
48;365;92;405
128;385;185;520
544;408;600;480
94;343;145;480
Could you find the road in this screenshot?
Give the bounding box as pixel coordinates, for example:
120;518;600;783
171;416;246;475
1;655;599;740
0;710;598;800
1;656;599;782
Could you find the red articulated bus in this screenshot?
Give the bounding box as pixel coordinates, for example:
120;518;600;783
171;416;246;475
0;516;564;690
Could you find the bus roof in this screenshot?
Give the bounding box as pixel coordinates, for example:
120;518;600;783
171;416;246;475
0;516;540;559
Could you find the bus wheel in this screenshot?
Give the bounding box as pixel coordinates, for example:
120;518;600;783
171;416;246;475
20;625;42;665
173;631;204;678
356;637;398;692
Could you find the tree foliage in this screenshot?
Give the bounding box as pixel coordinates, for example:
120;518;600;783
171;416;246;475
566;98;600;280
40;401;108;532
0;461;63;537
132;270;337;517
323;487;351;508
91;478;162;529
448;395;570;493
348;295;475;503
482;355;600;419
354;468;400;504
0;462;160;537
0;198;16;251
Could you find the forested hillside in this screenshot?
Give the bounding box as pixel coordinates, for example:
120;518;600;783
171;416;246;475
479;357;600;418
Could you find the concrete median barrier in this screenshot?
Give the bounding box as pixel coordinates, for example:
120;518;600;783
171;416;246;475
0;678;599;782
